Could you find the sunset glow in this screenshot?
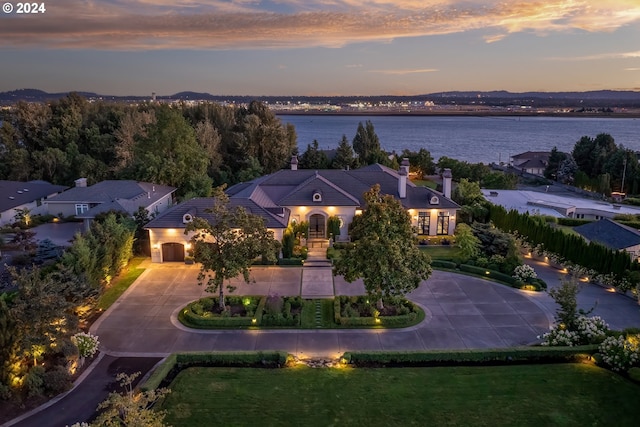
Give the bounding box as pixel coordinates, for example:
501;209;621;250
0;0;638;95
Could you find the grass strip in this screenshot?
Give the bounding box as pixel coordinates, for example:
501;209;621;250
96;256;146;310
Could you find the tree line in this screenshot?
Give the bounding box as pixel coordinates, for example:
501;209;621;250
0;94;297;198
545;133;640;196
489;204;638;290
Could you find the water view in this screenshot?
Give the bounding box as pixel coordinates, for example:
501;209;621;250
281;115;640;164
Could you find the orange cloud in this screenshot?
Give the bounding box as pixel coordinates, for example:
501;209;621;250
0;1;638;50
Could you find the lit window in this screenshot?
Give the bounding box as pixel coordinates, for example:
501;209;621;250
436;212;449;235
417;212;430;235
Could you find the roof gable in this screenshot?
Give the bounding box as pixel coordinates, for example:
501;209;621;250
145;197;289;230
278;172;360;206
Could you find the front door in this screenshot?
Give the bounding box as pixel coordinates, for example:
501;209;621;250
309;214;325;239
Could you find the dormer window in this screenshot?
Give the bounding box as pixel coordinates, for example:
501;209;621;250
182;213;194;224
312;191;322;202
430;196;440;205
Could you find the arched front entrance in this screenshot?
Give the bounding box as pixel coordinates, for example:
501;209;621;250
162;242;185;262
309;214;326;239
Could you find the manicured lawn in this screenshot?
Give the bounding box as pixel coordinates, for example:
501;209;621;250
96;256;146;310
419;245;463;260
161;364;640;427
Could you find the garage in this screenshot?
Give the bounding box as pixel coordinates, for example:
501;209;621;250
161;242;185;262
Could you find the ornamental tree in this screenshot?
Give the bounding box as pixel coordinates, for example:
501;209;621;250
454;223;480;261
185;186;280;309
333;185;432;309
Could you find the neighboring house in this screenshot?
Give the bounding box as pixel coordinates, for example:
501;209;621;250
574;218;640;260
482;189;640;220
145;157;459;262
46;179;176;230
0;180;67;226
510;151;550;175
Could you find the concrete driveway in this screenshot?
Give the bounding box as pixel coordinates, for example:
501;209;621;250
92;264;562;358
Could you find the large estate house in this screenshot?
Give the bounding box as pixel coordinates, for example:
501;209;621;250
145;157;460;262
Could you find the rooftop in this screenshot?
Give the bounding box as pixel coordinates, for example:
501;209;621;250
481;189;640;218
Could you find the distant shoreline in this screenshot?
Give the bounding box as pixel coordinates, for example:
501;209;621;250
276;110;640;118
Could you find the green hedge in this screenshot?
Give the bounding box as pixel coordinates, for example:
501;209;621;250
179;296;266;328
557;218;593;226
277;258;304;266
617;220;640;229
341;346;598;366
141;351;291;391
333;296;422;327
141;353;177;391
457;264;547;291
458;264;517;284
431;260;458;269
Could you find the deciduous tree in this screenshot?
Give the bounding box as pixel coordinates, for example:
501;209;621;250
186;186;280;309
333;185;431;309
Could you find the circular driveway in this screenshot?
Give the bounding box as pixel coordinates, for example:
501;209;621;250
91;265;554;358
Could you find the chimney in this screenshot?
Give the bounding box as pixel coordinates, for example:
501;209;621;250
442;168;452;198
398;166;407;199
290;155;298;171
400;157;410;175
74;178;87;188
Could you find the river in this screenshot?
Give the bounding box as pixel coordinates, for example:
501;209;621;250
279;115;640;164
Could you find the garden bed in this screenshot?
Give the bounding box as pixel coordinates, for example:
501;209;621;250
334;295;424;327
179;295;424;329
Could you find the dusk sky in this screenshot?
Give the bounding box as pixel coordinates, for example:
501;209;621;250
1;0;639;96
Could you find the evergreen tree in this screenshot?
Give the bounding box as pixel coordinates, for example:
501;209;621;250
299;140;329;169
332;135;356;169
544;146;567;180
352;120;383;165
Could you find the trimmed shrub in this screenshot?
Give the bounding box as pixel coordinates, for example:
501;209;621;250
25;365;46;397
341;346;598;366
179;296;266;328
141;351;292;391
557;218;593;226
334;295;422;327
617;220;640;229
431;260;457;269
43;365;73;396
175;351;289;369
459;264;519;286
277;258;303;266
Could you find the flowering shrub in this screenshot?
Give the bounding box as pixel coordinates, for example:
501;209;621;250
538;325;579;346
71;332;100;358
575;315;609;344
539;316;610;346
513;264;537;282
598;334;640;372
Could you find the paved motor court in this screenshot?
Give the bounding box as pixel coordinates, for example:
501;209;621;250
92;263;561;357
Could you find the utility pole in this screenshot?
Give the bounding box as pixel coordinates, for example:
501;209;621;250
621;155;628;194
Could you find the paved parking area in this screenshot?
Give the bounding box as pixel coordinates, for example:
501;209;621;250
91;264;568;357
